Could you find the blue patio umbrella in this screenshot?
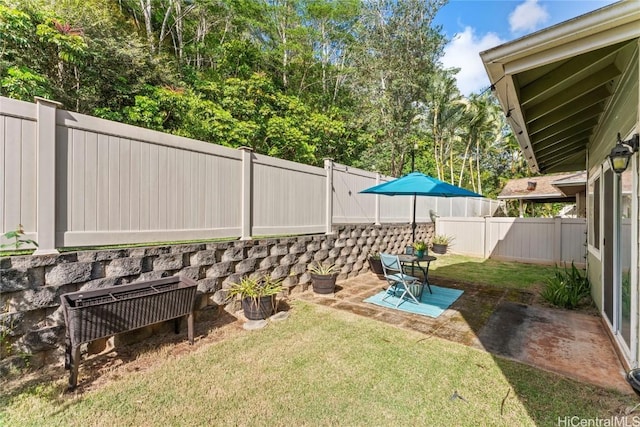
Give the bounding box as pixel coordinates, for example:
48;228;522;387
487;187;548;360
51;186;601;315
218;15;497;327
359;172;483;241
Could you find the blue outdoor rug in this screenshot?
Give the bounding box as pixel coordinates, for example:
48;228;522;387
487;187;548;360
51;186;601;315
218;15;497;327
364;285;464;318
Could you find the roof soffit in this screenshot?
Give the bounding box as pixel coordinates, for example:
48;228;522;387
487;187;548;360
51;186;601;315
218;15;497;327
481;1;640;173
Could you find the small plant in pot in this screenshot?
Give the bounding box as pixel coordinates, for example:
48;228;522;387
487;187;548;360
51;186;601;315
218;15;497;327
412;241;428;258
227;275;283;320
308;262;340;294
367;254;385;279
431;234;453;254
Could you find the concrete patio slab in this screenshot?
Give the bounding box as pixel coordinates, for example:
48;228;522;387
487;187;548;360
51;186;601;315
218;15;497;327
293;272;633;394
475;302;629;393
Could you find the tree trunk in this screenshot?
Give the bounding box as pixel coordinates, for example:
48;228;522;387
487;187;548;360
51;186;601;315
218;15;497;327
139;0;155;53
458;135;473;187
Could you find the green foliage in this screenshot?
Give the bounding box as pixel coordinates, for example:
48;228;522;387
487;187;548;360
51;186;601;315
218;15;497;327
0;0;526;189
308;262;339;275
412;240;427;251
431;234;453;246
0;4;32;57
1;224;38;250
0;66;50;100
541;262;591;309
227;275;283;301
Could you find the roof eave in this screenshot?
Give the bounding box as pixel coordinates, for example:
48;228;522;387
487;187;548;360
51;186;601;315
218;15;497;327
480;1;640;172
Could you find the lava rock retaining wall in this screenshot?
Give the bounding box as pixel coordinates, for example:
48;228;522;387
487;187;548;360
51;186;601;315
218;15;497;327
0;223;433;375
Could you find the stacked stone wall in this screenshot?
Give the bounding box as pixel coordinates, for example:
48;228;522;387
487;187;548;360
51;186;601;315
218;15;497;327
0;223;433;375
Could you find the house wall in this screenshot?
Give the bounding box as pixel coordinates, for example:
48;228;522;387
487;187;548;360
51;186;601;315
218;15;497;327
586;44;639;317
587;47;639;172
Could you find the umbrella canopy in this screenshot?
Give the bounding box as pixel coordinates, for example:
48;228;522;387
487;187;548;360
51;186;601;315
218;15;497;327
359;172;483;242
360;172;482;198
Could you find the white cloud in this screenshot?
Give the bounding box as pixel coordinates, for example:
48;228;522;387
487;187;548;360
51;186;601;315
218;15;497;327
441;27;504;96
509;0;549;33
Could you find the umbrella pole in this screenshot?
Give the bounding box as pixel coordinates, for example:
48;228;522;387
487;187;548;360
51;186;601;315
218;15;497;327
412;194;417;242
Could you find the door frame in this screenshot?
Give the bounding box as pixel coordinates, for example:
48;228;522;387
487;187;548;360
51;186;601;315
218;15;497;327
601;156;638;366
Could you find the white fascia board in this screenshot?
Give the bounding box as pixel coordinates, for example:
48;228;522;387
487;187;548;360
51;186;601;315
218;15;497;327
497;193;565;200
490;73;538;171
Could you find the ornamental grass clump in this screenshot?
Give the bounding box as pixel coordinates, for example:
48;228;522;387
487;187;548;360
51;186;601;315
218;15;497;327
307;262;340;276
412;241;427;252
227;275;283;301
541;262;590;309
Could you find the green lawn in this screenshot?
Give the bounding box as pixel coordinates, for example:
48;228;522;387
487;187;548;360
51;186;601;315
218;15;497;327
427;254;558;290
1;302;632;427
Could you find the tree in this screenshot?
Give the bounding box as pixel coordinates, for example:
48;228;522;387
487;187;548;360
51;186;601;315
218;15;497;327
350;0;447;177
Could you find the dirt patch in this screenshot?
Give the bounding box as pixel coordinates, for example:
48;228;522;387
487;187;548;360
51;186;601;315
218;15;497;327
1;309;246;396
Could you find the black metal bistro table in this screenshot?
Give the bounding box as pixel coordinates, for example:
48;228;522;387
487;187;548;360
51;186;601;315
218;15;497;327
398;254;437;296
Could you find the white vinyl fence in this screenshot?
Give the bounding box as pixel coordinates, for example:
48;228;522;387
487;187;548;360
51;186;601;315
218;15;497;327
0;96;500;253
437;217;587;266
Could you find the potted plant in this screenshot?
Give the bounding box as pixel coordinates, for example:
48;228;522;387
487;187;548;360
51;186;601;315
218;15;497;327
227;275;283;320
308;262;340;294
367;254;385;279
431;234;453;254
412;240;428;258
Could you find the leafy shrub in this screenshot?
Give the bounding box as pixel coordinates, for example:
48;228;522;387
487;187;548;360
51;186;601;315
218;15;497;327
541;262;590;309
412;241;427;251
1;224;38;250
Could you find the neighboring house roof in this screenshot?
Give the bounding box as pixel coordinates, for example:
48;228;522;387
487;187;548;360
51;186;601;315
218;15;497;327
480;1;640;173
549;171;588;197
498;172;586;203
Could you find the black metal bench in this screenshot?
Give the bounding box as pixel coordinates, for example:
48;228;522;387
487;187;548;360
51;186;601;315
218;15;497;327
60;276;198;390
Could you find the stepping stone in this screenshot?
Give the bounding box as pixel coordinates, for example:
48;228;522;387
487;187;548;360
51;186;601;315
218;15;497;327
243;320;268;331
270;311;290;322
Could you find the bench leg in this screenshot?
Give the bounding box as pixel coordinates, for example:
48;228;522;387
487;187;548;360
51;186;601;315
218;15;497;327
68;345;80;391
187;311;194;345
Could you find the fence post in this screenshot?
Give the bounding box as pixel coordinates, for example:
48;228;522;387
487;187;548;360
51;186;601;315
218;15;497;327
33;97;62;255
324;158;334;235
375;172;381;225
239;147;253;240
483;217;489;259
554;217;563;264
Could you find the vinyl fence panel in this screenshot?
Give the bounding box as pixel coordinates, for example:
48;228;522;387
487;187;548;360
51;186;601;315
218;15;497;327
332;167;378;224
437;217;587;266
252;153;326;235
0;97;38;246
55;108;243;247
1;96;502;252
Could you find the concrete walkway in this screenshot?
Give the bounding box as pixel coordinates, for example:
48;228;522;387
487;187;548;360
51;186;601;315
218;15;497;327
293;272;632;394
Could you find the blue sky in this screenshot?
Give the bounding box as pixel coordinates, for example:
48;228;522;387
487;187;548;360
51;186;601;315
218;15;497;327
434;0;619;96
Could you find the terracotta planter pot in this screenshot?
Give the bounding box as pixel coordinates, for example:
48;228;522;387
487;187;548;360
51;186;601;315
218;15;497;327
242;295;277;320
311;273;337;294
